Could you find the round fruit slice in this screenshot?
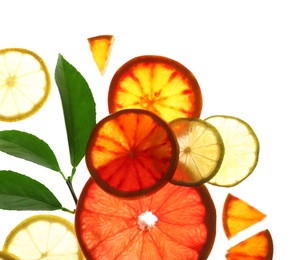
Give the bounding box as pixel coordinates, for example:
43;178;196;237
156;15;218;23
75;178;216;260
226;229;274;259
3;214;84;259
0;251;20;260
205;115;260;187
108;55;202;122
88;35;114;75
86;108;179;198
169;117;224;186
0;48;51;122
223;193;266;239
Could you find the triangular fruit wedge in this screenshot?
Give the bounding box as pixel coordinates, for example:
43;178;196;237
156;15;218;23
223;193;266;239
88;35;114;75
226;229;274;260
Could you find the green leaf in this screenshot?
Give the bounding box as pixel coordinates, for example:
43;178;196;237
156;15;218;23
0;170;62;211
0;130;61;172
55;54;96;168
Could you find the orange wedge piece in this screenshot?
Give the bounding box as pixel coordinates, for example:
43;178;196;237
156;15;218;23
226;229;274;260
108;55;202;122
88;35;114;75
85;108;179;198
223;193;266;239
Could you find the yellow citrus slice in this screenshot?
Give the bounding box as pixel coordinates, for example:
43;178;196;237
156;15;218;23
88;35;114;75
0;48;51;122
3;214;84;259
0;251;20;260
226;229;274;259
205;115;260;187
223;193;266;239
108;55;202;122
169;117;224;186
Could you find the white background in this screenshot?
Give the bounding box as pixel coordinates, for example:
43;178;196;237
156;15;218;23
1;1;303;259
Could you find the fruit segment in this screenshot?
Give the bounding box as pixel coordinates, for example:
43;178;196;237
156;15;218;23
75;178;216;260
226;229;274;260
223;193;266;239
86;109;179;198
88;35;114;75
108;55;202;122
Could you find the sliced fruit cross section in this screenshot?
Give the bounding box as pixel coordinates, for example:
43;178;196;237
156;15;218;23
226;229;274;260
0;48;51;121
88;35;114;75
2;214;84;259
169;117;224;186
205;115;260;187
223;193;266;239
75;178;216;260
108;55;202;122
86;108;179;198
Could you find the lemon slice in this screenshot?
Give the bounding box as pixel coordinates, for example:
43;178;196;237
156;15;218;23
3;214;84;259
0;48;51;122
205;115;259;187
0;251;20;260
88;35;114;75
169;118;224;186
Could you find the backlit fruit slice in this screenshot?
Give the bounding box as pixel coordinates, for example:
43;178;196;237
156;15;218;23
0;48;51;122
88;35;114;75
0;251;20;260
223;193;266;239
3;214;84;259
226;229;274;260
108;55;202;122
86;108;179;198
169;117;224;186
75;178;216;260
205;115;259;187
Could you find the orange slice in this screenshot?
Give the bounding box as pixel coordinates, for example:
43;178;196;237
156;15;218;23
85;108;179;198
88;35;114;76
226;229;274;260
223;193;266;239
108;55;202;122
75;178;216;260
169;117;224;186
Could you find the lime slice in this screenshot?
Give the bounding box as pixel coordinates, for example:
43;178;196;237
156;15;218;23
205;115;259;187
3;214;84;259
169;118;224;186
0;48;51;122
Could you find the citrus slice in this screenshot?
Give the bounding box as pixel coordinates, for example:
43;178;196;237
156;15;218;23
108;55;202;122
75;178;216;260
205;115;260;187
169;117;224;186
223;193;266;239
88;35;114;75
226;229;274;260
85;108;179;198
3;214;84;259
0;251;20;260
0;48;51;122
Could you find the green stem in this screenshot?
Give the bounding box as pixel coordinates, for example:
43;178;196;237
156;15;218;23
66;176;78;205
62;207;75;214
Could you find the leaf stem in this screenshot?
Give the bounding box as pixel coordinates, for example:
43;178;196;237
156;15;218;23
62;207;75;214
66;176;78;205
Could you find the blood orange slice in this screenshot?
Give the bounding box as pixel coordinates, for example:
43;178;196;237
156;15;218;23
75;178;216;260
223;193;266;239
226;229;274;260
108;55;202;122
85;108;179;198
